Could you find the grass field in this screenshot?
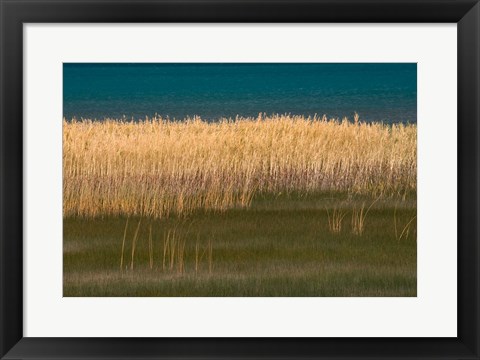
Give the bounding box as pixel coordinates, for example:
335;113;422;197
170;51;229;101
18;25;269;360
63;116;416;297
64;193;416;297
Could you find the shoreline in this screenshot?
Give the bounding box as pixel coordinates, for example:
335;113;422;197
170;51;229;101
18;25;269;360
63;113;418;126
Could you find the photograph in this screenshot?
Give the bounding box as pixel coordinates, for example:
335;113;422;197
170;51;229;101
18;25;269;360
3;0;479;357
63;63;417;297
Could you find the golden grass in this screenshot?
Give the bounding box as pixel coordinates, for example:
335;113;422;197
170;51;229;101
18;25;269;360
130;220;141;270
119;218;129;270
159;226;191;274
63;114;416;218
396;214;417;241
326;207;348;234
351;197;379;236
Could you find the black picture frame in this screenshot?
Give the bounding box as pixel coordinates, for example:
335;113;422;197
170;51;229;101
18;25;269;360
1;1;479;359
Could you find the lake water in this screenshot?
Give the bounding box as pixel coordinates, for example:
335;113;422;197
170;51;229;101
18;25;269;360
63;63;416;123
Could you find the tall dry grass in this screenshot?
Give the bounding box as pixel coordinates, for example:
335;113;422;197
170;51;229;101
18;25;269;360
63;114;416;218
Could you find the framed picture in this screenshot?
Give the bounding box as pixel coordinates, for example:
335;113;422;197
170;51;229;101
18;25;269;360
1;0;479;359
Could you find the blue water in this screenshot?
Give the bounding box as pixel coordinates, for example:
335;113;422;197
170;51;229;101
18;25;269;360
63;63;416;123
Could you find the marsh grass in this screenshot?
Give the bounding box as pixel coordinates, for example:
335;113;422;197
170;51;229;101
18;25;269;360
208;239;213;275
64;195;417;297
148;224;153;270
130;220;141;270
120;218;128;270
398;215;417;241
63;115;416;219
351;198;379;236
63;114;417;296
151;222;214;275
195;235;200;274
326;207;348;233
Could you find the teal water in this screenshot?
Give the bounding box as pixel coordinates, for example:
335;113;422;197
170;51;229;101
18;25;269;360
63;63;416;123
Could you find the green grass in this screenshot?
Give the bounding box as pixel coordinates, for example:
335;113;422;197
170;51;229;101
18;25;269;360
63;193;416;297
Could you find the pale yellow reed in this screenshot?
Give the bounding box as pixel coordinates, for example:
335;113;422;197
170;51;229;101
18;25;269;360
63;114;416;218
